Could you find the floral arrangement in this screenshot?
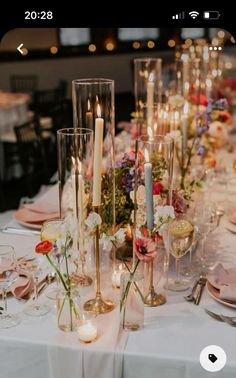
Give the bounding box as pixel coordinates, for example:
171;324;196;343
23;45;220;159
169;97;231;196
120;205;175;326
35;231;80;331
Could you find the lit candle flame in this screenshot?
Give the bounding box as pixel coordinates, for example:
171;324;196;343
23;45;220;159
149;72;154;82
174;111;179;121
97;103;101;118
181;53;189;63
183;102;189;115
184;82;190;91
206;79;212;88
147;127;153;140
78;159;82;174
87;99;90;111
72;156;82;173
144;148;150;163
154;122;157;133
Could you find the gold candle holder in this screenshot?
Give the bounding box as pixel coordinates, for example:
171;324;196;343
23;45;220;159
84;206;114;314
144;259;166;307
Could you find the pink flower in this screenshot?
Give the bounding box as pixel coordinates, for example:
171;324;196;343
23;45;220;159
134;237;157;262
153;181;164;195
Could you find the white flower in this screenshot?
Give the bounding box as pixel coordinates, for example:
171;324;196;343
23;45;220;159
208;121;229;142
85;212;102;229
114;228;126;244
154;205;175;230
100;233;112;252
130;185;146;206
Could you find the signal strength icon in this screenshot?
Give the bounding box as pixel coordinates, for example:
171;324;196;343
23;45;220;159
189;11;199;19
172;12;185;19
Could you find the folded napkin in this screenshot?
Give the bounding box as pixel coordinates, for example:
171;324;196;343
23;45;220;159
23;184;59;214
0;271;33;299
15;184;60;225
11;272;33;299
207;263;236;302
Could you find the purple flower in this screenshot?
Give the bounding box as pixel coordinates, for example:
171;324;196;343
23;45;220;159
212;98;228;111
197;145;206;156
196;124;209;137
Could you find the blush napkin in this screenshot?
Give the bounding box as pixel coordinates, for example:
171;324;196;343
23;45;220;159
207;263;236;302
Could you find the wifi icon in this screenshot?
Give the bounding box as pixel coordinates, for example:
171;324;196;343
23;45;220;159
189;11;199;19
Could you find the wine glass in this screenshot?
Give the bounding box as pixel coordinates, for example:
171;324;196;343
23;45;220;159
193;200;218;273
167;216;195;291
0;245;21;328
40;219;65;300
23;255;50;316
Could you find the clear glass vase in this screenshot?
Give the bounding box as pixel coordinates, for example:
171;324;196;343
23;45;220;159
133;58;162;136
57;128;94;286
56;288;80;332
72;78;115;314
120;271;144;331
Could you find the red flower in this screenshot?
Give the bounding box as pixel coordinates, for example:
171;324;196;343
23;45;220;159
140;226;149;238
189;94;208;106
153;181;164;195
35;240;53;254
134;237;157;262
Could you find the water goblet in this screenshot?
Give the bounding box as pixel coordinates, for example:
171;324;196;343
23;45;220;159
23;255;50;316
167;216;195;291
0;245;21;328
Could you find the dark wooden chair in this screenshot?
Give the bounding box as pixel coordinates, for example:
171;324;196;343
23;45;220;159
10;75;38;94
0;179;6;212
14;118;50;197
32;87;63;116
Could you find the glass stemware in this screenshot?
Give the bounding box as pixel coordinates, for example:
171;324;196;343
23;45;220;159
23;255;50;316
167;216;195;291
0;245;21;328
193;200;218;273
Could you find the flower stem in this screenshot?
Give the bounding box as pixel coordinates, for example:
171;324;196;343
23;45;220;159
45;255;68;292
120;259;140;329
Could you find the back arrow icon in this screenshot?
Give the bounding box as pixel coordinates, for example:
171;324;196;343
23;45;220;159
17;43;24;55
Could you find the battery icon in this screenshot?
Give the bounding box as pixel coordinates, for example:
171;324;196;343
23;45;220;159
204;11;220;20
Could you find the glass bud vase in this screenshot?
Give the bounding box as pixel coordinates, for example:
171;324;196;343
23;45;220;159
56;288;80;332
120;271;144;331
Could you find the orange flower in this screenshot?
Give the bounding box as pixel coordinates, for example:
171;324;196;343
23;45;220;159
35;240;53;254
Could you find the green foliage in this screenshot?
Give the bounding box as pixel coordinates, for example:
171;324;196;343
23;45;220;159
150;153;168;181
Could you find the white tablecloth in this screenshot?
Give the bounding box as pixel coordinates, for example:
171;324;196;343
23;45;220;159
1;180;236;378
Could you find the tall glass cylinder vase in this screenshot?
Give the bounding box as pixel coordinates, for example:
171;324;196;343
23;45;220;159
72;79;115;314
134;58;162;135
57;128;94;286
134;135;174;306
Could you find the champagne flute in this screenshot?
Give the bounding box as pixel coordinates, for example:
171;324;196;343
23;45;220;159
167;216;195;291
40;219;64;300
0;245;21;328
193;200;218;273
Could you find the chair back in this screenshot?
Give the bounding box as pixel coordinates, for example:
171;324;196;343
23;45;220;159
14;119;50;195
10;75;38;94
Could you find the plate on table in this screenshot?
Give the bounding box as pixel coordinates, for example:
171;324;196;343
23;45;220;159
14;207;59;230
206;281;236;309
13;216;42;230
